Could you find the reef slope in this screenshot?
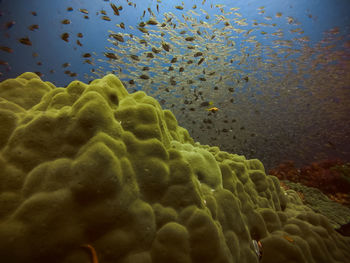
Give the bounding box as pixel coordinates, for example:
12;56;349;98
0;72;349;263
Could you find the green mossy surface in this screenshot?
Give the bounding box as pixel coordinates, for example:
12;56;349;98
0;73;349;263
282;180;350;229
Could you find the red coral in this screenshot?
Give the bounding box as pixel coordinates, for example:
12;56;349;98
269;159;350;206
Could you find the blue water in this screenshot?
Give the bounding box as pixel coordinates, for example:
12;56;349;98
0;0;349;170
1;0;349;86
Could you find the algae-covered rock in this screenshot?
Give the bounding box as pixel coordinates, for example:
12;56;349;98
0;73;349;263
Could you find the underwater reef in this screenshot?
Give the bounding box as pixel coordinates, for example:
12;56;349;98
279;181;350;230
0;72;350;263
270;160;350;207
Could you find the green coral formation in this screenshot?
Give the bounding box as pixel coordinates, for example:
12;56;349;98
281;181;350;229
0;72;349;263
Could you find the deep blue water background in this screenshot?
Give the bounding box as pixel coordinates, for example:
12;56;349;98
1;0;349;86
0;0;349;170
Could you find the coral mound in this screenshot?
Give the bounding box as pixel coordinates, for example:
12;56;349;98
0;73;349;263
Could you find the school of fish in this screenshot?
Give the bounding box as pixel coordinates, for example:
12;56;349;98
1;0;349;170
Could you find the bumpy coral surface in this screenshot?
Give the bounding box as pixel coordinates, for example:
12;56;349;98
0;72;349;263
280;181;350;229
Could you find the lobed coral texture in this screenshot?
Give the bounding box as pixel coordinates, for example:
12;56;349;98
0;72;349;263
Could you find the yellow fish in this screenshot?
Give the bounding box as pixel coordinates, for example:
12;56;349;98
207;107;219;113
